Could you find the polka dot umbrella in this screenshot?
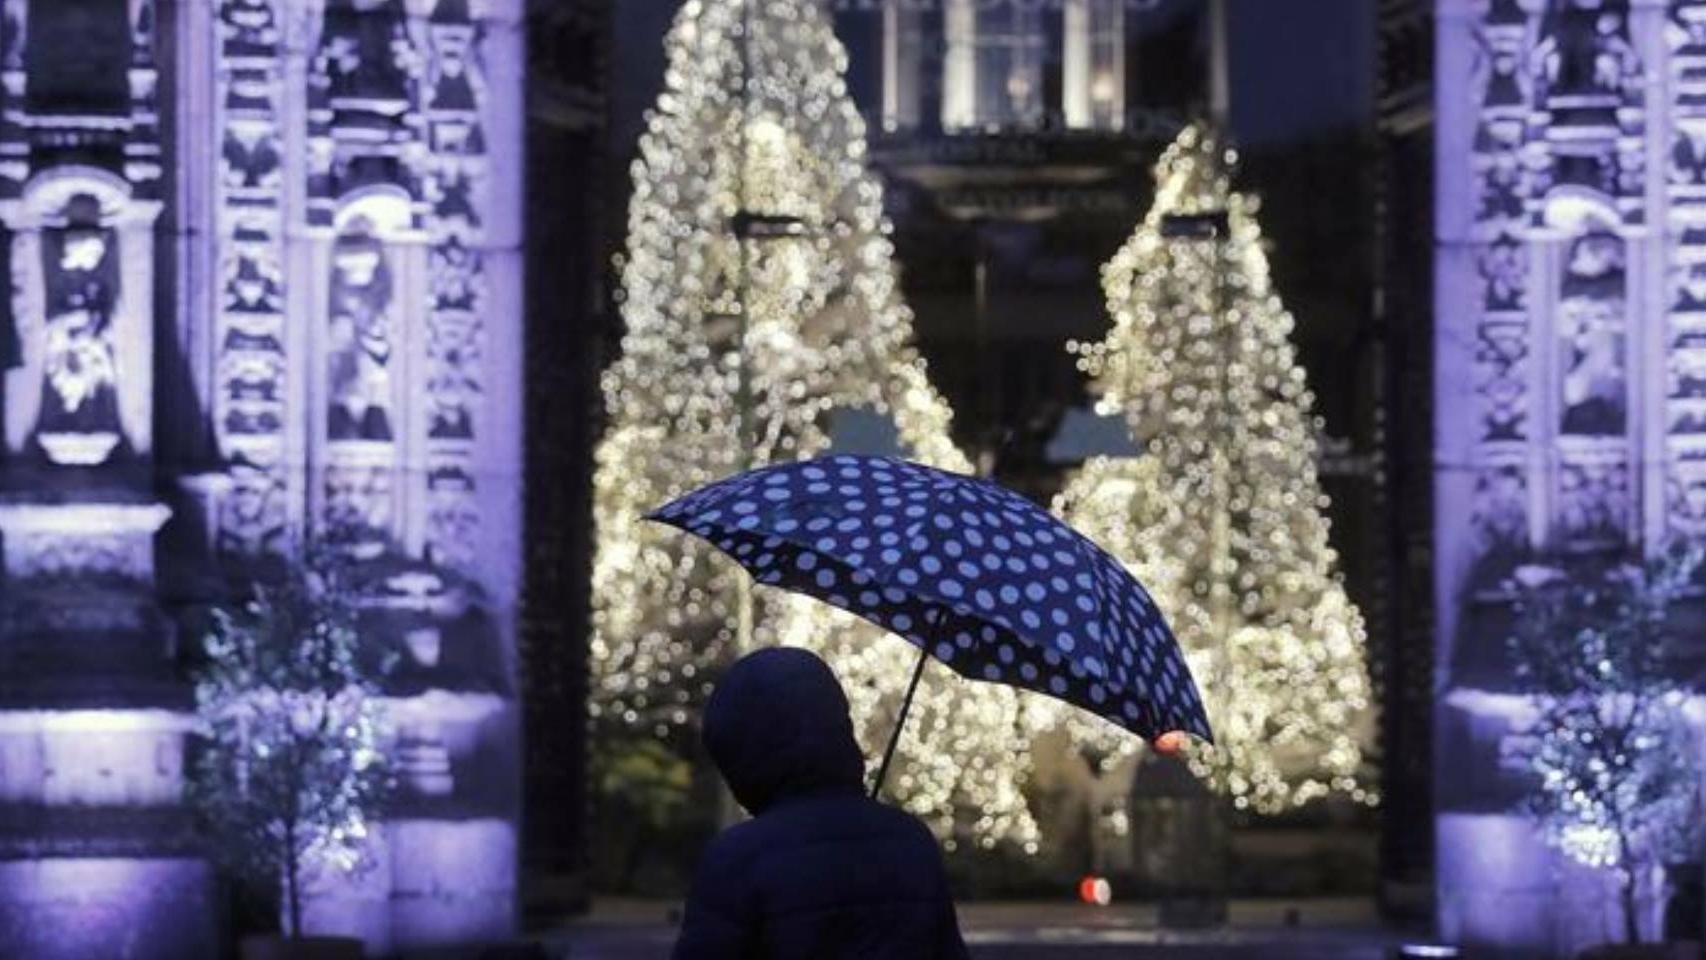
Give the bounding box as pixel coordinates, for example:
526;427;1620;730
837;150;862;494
649;454;1213;799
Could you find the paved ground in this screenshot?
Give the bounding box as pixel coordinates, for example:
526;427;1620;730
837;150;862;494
532;898;1418;959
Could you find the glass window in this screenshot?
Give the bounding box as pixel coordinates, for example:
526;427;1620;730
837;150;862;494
882;1;926;131
1064;0;1125;130
943;0;1047;132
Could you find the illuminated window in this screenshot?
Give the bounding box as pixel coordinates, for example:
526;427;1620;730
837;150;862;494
881;1;925;131
1064;0;1125;131
942;0;1047;132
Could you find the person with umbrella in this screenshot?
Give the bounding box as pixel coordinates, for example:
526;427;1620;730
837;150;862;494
673;645;971;958
657;455;1211;958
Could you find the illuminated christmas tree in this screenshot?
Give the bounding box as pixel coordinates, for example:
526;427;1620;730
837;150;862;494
1053;126;1374;813
591;0;1042;846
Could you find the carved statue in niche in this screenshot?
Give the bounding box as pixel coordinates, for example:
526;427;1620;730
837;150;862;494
36;193;122;464
1559;229;1627;436
327;217;393;442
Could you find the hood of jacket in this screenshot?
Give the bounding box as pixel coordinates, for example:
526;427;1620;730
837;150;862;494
702;646;866;814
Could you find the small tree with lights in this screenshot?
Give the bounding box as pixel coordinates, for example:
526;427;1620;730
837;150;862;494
1054;124;1374;813
1505;548;1704;947
190;544;392;939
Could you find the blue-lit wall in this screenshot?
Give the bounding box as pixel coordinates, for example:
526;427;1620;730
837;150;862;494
1436;0;1706;953
0;1;525;956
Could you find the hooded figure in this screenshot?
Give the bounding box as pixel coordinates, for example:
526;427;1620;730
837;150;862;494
674;647;969;960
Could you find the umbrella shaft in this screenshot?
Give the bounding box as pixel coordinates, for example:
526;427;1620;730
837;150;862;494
870;644;930;801
735;575;754;655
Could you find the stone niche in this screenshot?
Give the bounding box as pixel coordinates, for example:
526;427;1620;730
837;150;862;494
1;167;161;468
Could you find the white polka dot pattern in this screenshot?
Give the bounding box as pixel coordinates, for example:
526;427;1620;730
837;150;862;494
649;455;1212;743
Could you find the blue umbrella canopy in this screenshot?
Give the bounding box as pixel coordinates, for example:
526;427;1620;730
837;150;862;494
649;454;1212;748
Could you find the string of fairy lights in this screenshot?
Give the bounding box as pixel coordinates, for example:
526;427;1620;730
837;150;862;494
590;0;1043;847
1055;126;1374;813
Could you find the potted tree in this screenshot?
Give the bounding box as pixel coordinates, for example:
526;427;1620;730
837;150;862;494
190;546;392;960
1505;549;1705;958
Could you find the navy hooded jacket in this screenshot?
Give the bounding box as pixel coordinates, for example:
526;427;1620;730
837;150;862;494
673;647;970;960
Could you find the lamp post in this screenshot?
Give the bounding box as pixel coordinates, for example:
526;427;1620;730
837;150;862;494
1158;207;1232;928
717;0;808;827
1159;208;1232;685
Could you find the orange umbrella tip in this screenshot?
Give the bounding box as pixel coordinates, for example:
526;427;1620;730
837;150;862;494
1153;730;1188;755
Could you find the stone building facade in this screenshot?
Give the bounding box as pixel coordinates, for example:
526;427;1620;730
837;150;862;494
0;0;524;955
1436;0;1706;951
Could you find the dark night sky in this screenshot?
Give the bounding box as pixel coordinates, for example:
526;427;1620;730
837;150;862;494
610;0;1376;156
1227;0;1374;145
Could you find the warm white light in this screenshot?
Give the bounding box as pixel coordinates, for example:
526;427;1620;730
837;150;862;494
592;0;1041;848
1090;72;1116;104
1052;125;1376;813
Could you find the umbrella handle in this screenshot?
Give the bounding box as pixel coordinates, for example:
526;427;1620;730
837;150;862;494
870;643;930;801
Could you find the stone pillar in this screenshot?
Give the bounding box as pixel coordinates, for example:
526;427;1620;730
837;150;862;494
0;0;206;954
1435;0;1706;954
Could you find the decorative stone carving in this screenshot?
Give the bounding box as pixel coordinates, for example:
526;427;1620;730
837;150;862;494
1556;449;1630;546
1667;450;1706;538
328;219;396;442
0;0;520;952
1462;1;1650;556
307;0;427;229
1526;0;1645;225
323;458;394;556
1477;321;1530;443
1;169;161;466
215;0;290;558
422;0;488;576
1670;1;1706;543
36;196;122;464
1476;233;1530;446
1472;462;1530;557
1469;4;1543;556
0;503;171;583
1558;228;1627;438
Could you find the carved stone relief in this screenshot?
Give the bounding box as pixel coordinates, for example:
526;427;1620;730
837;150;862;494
327;219;396;443
1558;228;1627;438
215;0;290;558
35;195;122;464
421;1;487;576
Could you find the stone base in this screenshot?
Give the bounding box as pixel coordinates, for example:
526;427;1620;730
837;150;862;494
302;817;516;955
0;857;216;959
389;817;515;949
1438;813;1671;958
